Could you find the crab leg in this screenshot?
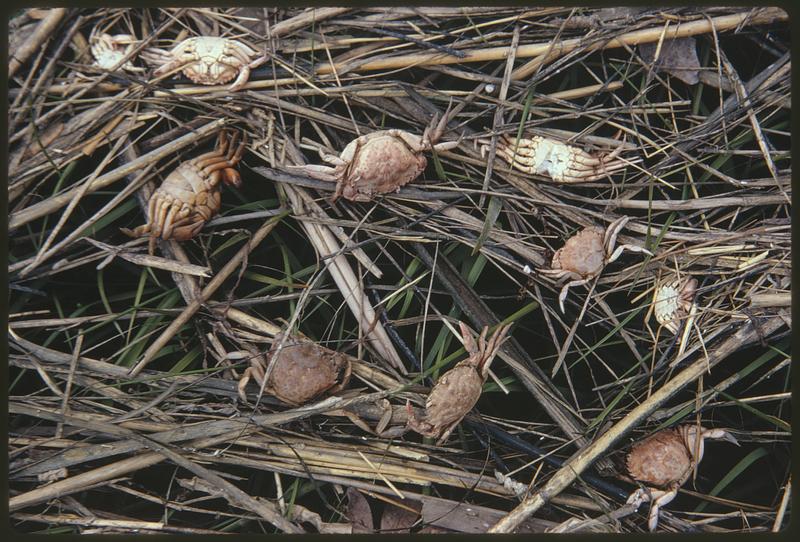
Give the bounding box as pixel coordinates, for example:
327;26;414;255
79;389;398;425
222;167;242;187
607;243;653;265
458;321;479;356
318;149;347;166
286;163;340;182
647;489;677;531
423;101;454;148
476;324;511;376
120;224;150;238
160;204;181;239
171;219;205;241
151;199;172;238
435;420;459;446
602;217;630;254
237;365;265;403
625;487;675;531
558;278;592;313
229;66;251;91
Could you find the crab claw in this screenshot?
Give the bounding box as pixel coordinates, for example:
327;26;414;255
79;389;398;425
423;100;458;150
704;428;740;446
722;432;741;446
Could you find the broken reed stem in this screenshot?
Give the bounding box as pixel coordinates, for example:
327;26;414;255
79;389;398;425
8;8;67;77
8;407;303;533
281;184;406;372
128;211;288;376
19;121;134;278
312;8;787;76
11;514;220;535
488;314;787;533
8;390;399;486
267;7;350;38
7;165;157;275
9;119;227;231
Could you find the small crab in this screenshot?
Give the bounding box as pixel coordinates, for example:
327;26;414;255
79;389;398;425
89;29;144;72
653;277;698;334
483;133;633;183
406;322;511;445
121;129;245;254
540;216;653;313
237;331;353;406
287;106;460;202
143;36;267;91
625;424;739;531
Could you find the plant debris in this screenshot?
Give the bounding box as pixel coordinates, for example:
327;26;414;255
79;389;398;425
8;6;790;535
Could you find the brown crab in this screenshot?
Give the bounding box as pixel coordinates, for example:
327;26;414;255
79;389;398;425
287;107;459;202
143;36;266;91
237;331;353;406
406;322;511;445
625;424;739;531
540;216;652;313
121;129;245;254
484;133;634;183
653;277;698;334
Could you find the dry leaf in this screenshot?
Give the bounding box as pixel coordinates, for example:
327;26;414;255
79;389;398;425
346;487;374;533
380;501;421;533
639;37;701;85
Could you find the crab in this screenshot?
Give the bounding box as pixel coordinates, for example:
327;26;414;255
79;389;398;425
653;277;698;334
237;331;353;406
483;133;634;183
121;129;245;254
142;36;267;91
625;424;739;531
406;322;511;445
286;107;460;202
89;29;144;72
540;216;653;313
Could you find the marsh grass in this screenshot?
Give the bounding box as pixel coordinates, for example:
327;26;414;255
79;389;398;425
8;6;790;534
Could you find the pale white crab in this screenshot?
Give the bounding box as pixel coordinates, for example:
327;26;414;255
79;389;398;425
653;277;698;334
540;216;653;312
625;425;739;531
482;133;634;183
143;36;267;91
89;30;144;72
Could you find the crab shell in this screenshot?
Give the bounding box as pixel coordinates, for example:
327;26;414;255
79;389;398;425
287;105;459;202
406;323;511;444
626;426;698;489
150;36;262;87
120;130;245;253
416;360;486;436
551;227;606;278
90;32;140;72
626;425;735;489
334;131;429;201
625;425;738;531
486;133;635;183
263;333;353;406
654;278;698;334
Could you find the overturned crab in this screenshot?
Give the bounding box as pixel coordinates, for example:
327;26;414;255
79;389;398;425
121;129;245;254
653;277;698;334
541;216;652;313
237;331;353;406
625;425;739;531
89;30;144;72
287;107;459;202
483;133;634;183
406;322;511;445
143;36;266;91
